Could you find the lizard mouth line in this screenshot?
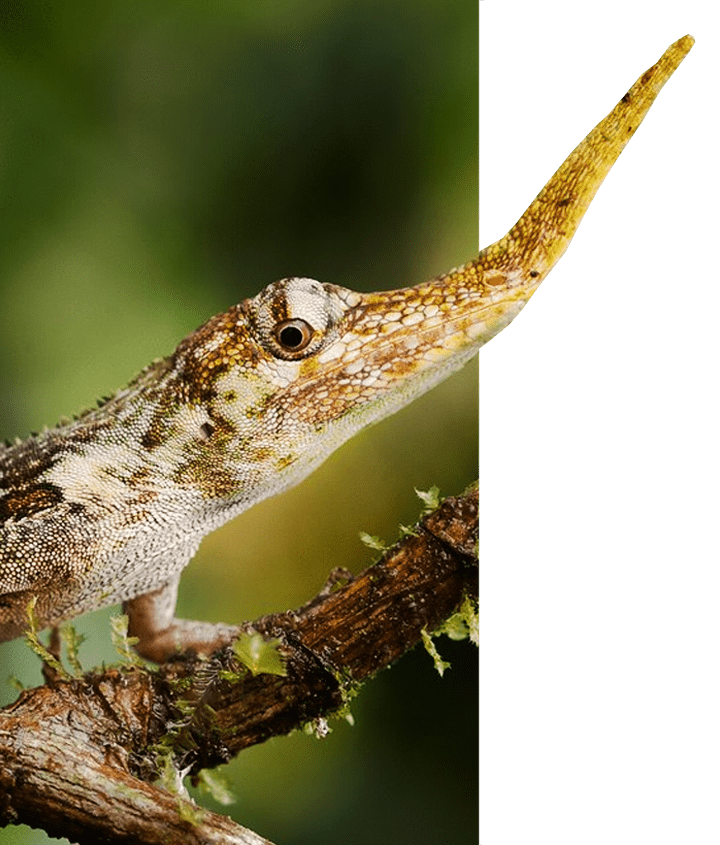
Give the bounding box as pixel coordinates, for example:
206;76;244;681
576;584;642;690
316;293;523;379
315;325;459;383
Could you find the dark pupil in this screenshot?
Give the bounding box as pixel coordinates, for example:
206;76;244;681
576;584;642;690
279;324;305;349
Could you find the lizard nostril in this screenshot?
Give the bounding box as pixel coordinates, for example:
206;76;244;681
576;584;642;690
275;319;314;352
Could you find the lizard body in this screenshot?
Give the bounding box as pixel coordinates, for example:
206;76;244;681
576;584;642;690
0;37;693;661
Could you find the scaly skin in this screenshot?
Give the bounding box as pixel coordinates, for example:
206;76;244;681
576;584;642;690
0;37;693;661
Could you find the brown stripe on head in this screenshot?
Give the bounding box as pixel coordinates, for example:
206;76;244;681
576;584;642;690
172;305;264;404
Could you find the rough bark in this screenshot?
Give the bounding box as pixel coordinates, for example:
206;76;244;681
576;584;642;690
0;486;477;844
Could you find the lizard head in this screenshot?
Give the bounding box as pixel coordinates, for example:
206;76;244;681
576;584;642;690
161;264;526;506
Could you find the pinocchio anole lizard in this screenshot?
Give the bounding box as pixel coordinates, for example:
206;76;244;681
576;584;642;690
0;37;693;662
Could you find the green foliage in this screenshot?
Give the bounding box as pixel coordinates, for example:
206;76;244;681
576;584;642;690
327;666;362;727
303;716;332;739
154;743;183;793
23;597;69;680
60;625;87;677
232;630;287;677
109;614;147;669
358;531;387;552
415;485;441;512
217;668;245;684
436;596;479;647
421;596;478;677
196;768;236;807
421;629;451;677
153;743;208;825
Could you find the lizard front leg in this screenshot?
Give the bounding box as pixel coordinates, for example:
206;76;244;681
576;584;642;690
123;577;240;663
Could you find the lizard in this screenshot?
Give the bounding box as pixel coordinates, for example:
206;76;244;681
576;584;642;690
0;36;693;663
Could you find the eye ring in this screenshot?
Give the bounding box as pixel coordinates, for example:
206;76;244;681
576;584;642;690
274;318;314;353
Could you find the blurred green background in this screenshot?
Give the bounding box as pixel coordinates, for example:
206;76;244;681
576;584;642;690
0;2;477;843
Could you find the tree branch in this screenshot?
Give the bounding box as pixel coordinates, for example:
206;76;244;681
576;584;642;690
0;486;477;844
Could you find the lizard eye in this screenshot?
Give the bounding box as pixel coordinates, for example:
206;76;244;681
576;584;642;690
274;319;314;352
253;277;344;360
